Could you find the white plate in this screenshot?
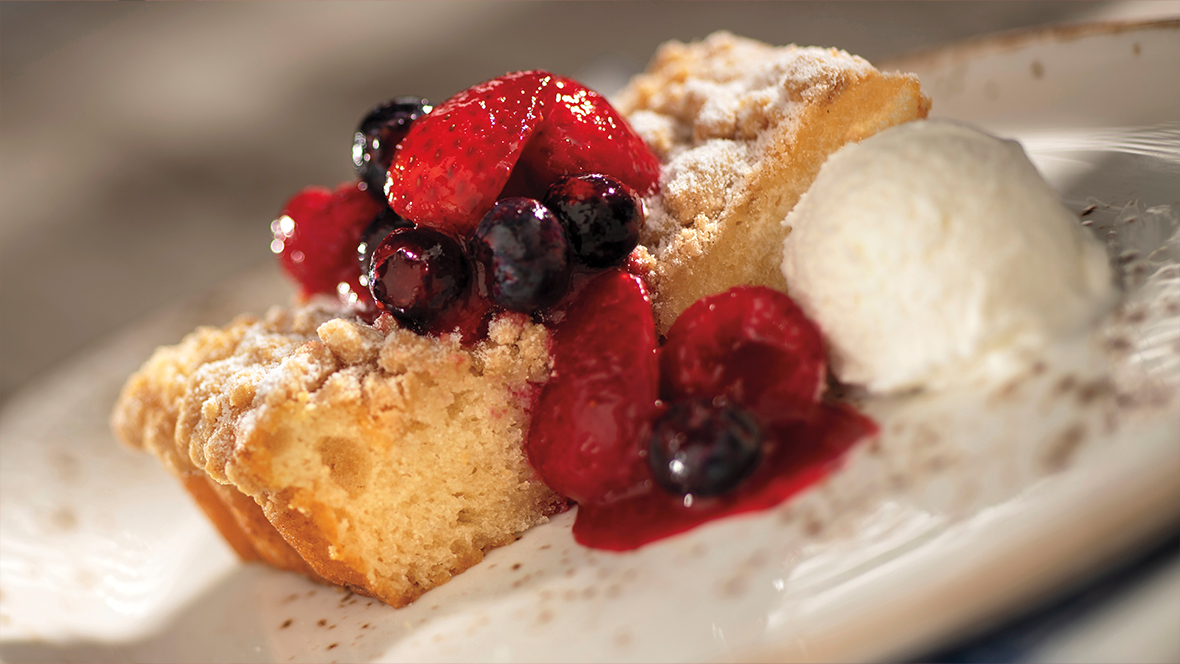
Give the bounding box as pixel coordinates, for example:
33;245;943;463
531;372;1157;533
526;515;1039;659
2;19;1178;664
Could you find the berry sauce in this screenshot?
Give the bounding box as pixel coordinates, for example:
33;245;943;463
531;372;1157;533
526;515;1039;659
573;402;877;550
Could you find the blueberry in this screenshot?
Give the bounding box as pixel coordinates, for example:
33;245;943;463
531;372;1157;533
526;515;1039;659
368;226;469;330
543;173;643;268
649;399;763;497
353;96;432;201
357;207;413;286
472;198;571;312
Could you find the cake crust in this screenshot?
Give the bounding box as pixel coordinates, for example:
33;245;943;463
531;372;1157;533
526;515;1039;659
112;300;565;606
616;32;931;332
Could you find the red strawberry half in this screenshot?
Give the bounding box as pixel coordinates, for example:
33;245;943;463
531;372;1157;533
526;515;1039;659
520;76;660;198
386;71;660;237
525;269;660;504
387;71;551;237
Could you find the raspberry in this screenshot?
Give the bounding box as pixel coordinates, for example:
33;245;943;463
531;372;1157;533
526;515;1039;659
659;287;828;425
526;269;659;504
272;182;384;298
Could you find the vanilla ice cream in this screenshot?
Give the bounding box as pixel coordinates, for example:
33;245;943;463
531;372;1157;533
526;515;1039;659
781;120;1114;393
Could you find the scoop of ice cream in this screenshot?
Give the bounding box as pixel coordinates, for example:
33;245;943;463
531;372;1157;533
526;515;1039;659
780;120;1114;393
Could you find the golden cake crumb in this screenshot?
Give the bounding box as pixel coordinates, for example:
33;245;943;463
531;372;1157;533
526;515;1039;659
112;299;563;606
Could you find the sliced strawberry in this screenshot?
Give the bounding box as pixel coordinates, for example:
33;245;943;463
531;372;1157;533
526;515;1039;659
659;287;827;424
526;269;659;504
274;182;384;298
520;76;661;197
387;71;661;237
387;71;553;236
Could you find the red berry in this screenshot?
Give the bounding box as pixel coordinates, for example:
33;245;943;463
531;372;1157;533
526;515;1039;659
522;77;660;197
659;287;827;425
526;269;659;504
386;71;660;237
272;182;384;298
387;71;552;236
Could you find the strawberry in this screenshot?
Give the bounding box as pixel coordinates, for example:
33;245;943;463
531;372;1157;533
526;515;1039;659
386;71;660;237
273;182;384;298
659;287;827;425
525;269;659;504
387;71;552;237
521;76;660;198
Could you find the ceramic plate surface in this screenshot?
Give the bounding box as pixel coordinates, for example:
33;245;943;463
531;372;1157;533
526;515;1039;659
2;19;1178;664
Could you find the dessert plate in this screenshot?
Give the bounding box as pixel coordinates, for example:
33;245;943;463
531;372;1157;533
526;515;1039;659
2;19;1178;664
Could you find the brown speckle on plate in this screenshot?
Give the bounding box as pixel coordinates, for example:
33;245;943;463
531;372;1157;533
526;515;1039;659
1042;423;1087;472
615;628;634;647
717;574;747;598
49;507;77;531
1077;378;1114;405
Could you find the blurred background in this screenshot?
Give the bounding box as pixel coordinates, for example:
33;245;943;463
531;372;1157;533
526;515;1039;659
2;0;1176;407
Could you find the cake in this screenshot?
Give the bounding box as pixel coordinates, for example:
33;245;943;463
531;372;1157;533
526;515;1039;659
616;32;931;332
111;32;929;607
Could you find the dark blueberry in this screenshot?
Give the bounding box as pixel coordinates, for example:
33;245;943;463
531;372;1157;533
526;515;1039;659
543;173;643;268
472;198;571;312
649;399;763;497
368;226;469;329
353;96;432;201
357;207;413;286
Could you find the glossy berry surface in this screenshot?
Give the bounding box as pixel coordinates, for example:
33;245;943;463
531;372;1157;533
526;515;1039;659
388;72;551;235
544;174;643;267
659;287;828;424
519;76;660;199
574;401;878;551
273;182;384;297
353;96;432;201
368;226;470;329
472;198;571;313
526;269;659;504
356;207;413;285
387;71;660;236
648;399;763;497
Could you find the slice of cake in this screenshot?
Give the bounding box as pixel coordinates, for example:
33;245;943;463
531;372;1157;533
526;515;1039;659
113;301;563;606
111;32;928;607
